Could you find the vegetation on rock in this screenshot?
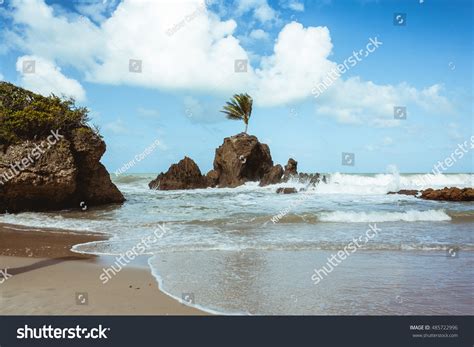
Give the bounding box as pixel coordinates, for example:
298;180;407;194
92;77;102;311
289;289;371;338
0;82;91;146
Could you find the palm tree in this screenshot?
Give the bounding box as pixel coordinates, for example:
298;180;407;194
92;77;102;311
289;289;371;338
220;93;253;134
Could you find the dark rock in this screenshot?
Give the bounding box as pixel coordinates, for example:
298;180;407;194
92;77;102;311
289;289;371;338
149;157;208;190
420;187;474;201
283;158;298;179
298;172;322;186
0;127;124;213
148;173;164;190
70;128;124;205
260;165;283;186
205;169;220;187
276;187;297;194
213;133;273;187
387;190;419;196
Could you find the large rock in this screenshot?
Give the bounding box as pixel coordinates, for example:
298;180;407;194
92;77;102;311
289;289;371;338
260;165;283;186
213;133;273;187
420;187;474;201
387;189;419;196
0;127;124;213
149;156;208;190
284;158;298;178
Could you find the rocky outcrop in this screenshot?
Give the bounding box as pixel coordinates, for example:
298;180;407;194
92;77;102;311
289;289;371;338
205;169;220;188
149;157;209;190
297;173;325;186
146;134;330;190
283;158;298;179
387;188;474;201
387;190;419;196
212;133;273;187
260;165;283;186
0;127;124;213
147;134;327;190
276;187;297;194
420;187;474;201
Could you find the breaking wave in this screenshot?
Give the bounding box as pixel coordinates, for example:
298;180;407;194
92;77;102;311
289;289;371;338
317;209;451;223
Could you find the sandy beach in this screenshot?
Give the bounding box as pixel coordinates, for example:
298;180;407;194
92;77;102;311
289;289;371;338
0;223;205;315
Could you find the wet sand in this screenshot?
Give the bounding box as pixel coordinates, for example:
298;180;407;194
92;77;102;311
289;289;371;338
0;223;206;315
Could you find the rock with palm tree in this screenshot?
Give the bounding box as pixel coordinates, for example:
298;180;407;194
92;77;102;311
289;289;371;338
149;93;307;190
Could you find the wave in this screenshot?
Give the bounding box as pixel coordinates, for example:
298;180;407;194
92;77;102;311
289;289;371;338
72;239;474;254
317;209;451;222
180;209;456;227
112;174;155;184
312;173;473;195
114;172;473;196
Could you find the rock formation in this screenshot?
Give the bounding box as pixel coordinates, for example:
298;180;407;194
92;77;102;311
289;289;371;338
212;133;273;187
205;169;220;188
387;188;474;201
297;172;325;186
283;158;298;179
259;164;283;186
148;133;330;190
0;127;125;213
387;190;419;196
0;83;124;213
149;134;276;190
420;187;474;201
148;157;209;190
276;187;297;194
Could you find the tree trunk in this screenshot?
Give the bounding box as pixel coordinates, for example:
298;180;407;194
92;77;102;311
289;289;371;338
244;122;248;134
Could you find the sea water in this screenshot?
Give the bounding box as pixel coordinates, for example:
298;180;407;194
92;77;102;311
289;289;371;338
1;173;473;314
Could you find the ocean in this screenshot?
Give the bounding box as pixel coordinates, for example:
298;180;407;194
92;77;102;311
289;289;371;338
1;173;473;315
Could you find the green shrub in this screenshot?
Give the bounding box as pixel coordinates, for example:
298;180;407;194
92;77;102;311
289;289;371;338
0;82;91;145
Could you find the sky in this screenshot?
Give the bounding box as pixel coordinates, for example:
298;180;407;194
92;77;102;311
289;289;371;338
0;0;472;174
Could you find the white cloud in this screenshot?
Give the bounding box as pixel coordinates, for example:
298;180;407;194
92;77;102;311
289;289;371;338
447;122;463;141
103;118;128;134
281;0;305;11
183;96;223;123
382;136;393;146
314;77;452;127
137;107;160;117
8;0;105;71
15;55;86;101
5;0;454;126
249;29;270;40
252;22;336;106
74;0;120;23
235;0;278;23
0;72;4;80
365;136;393;152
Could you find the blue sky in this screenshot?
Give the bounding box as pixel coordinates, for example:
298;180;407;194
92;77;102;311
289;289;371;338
0;0;472;174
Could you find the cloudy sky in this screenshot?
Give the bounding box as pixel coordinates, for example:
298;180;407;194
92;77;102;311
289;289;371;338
0;0;472;173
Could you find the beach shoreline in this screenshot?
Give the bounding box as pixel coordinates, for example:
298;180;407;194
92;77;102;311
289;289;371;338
0;223;206;315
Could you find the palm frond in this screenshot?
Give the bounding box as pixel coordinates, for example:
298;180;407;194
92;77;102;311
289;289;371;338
220;93;253;132
220;94;252;119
